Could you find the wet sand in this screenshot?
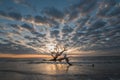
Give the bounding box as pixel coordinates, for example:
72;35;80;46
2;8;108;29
0;57;120;80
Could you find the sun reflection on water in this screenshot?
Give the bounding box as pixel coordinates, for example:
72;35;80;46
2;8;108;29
37;64;70;75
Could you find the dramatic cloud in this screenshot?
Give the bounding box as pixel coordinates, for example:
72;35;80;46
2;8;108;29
0;0;120;54
8;12;22;20
0;42;36;54
34;15;47;23
21;23;36;32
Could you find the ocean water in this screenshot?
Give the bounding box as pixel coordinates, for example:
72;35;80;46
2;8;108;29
70;56;120;64
0;56;120;80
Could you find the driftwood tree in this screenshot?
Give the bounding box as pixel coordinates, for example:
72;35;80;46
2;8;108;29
48;45;72;65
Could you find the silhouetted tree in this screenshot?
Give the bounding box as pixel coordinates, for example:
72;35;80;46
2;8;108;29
49;45;72;65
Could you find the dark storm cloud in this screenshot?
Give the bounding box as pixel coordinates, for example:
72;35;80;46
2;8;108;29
23;14;34;21
42;7;64;19
8;12;22;20
0;10;22;21
34;15;47;23
9;24;21;30
21;23;36;32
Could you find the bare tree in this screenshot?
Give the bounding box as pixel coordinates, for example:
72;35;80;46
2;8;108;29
49;45;72;65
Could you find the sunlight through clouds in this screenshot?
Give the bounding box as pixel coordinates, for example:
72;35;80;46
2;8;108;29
0;0;120;54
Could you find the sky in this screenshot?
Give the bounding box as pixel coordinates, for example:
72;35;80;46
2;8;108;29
0;0;120;55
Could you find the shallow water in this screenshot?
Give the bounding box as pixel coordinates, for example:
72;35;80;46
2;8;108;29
0;56;120;80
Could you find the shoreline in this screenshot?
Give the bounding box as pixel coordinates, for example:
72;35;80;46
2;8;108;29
0;54;51;58
0;54;80;59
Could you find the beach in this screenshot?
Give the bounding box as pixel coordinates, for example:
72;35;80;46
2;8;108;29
0;55;120;80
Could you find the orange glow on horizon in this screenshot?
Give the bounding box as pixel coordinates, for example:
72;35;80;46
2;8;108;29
0;54;52;58
0;53;80;59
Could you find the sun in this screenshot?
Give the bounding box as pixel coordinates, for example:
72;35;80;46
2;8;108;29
46;43;67;53
46;43;56;52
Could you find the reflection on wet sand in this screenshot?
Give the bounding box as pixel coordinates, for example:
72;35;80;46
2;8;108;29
0;63;73;80
0;57;120;80
38;64;71;75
